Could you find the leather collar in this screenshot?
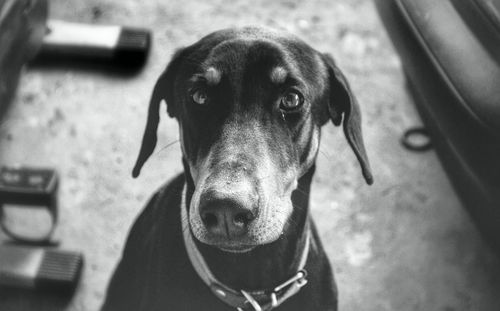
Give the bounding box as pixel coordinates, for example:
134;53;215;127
180;184;310;311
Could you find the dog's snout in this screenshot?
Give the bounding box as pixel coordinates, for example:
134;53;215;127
199;189;257;239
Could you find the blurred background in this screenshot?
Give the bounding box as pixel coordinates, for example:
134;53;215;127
1;0;500;310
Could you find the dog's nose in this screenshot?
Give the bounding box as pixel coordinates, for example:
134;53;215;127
199;191;256;239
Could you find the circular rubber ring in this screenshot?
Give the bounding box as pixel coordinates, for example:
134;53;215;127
401;127;432;152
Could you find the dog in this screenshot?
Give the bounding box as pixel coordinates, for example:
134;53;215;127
101;26;373;311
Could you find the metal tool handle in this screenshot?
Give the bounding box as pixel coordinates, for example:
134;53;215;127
37;20;151;67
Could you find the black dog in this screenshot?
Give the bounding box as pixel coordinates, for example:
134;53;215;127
102;27;373;311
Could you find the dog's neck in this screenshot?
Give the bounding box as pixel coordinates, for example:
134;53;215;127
183;161;315;290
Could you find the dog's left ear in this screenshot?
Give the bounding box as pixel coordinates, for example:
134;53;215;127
132;49;186;178
321;53;373;185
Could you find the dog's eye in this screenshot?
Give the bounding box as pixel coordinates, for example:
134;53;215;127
280;91;303;111
192;90;208;105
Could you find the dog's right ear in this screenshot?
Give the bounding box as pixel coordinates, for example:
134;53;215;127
132;49;186;178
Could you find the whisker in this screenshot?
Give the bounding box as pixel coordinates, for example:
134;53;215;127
283;216;300;231
293;187;309;196
319;149;332;160
292;203;307;213
155;139;180;156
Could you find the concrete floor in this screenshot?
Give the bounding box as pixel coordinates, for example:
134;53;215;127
1;0;500;310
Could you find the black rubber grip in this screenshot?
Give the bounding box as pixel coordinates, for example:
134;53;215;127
114;27;151;67
35;250;84;293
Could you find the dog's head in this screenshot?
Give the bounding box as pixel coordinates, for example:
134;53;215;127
132;27;372;253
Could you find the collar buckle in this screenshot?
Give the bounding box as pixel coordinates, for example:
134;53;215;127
270;270;308;308
239;290;263;311
237;270;308;311
273;269;308;293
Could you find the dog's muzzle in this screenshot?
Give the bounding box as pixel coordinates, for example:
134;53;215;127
181;184;310;311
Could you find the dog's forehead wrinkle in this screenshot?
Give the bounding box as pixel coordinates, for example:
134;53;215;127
204;39;250;68
192;27;321;70
205;38;291;69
